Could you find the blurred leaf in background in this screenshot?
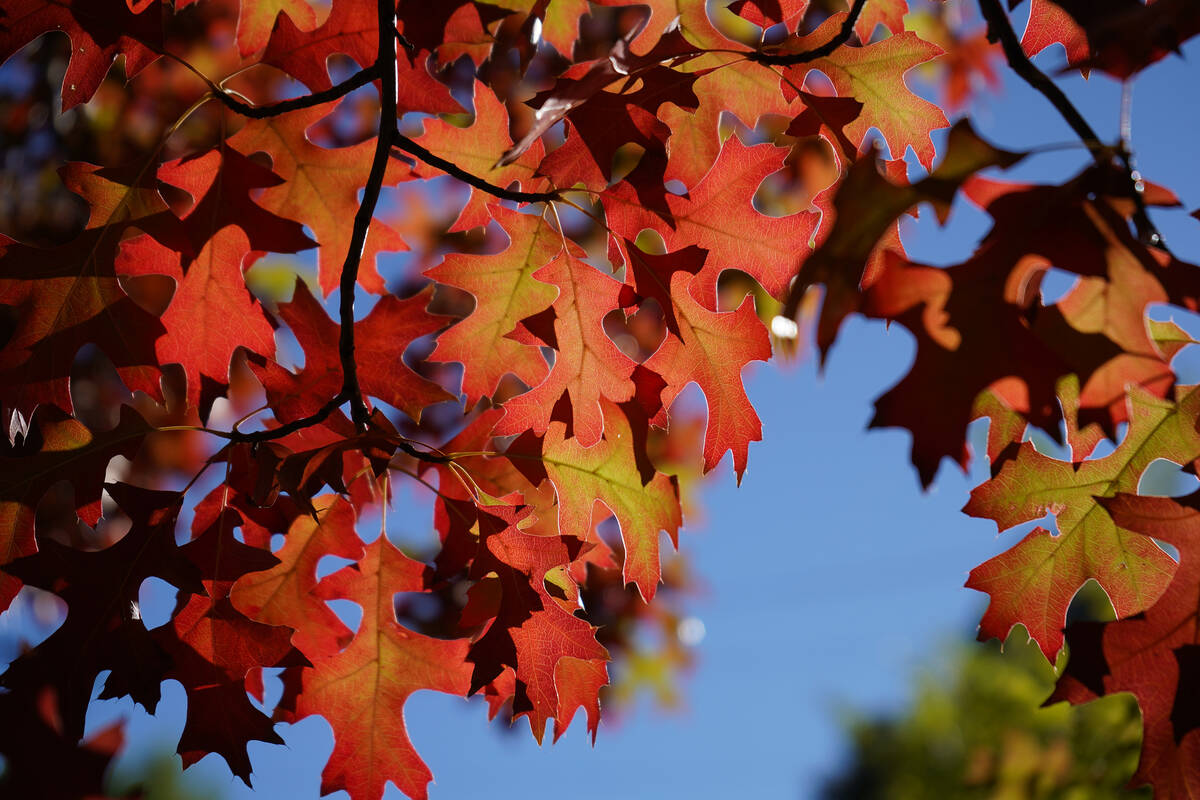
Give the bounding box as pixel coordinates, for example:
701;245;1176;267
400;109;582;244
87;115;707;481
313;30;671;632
108;749;227;800
822;609;1147;800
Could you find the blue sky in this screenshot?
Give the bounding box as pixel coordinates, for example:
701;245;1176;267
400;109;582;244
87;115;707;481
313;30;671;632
5;5;1200;800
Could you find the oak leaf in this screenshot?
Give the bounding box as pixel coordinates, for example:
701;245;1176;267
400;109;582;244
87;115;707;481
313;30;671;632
229;104;410;294
604;134;818;305
1050;490;1200;796
0;164;184;415
118;227;276;415
0;405;151;611
156;146;316;258
295;535;473;800
642;271;772;481
1021;0;1090;67
230;495;364;660
425;205;562;406
509;401;682;599
248;280;452;425
461;503;609;741
1;483;204;741
965;384;1200;659
412;80;550;231
777;12;948;168
152;503;300;783
236;0;319;57
0;0;162;109
492;251;638;447
853;0;910;43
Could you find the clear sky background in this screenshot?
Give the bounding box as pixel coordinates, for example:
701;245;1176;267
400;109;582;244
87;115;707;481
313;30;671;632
3;4;1200;799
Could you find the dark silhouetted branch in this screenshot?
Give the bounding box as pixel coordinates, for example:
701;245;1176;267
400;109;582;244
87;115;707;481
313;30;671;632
392;136;562;203
978;0;1165;248
212;66;380;118
748;0;869;65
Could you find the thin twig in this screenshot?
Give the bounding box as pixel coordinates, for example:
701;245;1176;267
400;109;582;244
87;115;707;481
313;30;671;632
396;439;453;463
206;34;558;205
395;28;416;53
392;136;562;202
210;65;381;119
977;0;1166;248
227;392;348;443
748;0;869;65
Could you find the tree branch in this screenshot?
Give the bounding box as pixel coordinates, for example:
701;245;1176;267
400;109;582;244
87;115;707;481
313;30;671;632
978;0;1165;248
748;0;869;65
228;392;348;444
339;0;399;432
391;136;562;203
210;65;381;118
222;1;398;443
208;4;553;446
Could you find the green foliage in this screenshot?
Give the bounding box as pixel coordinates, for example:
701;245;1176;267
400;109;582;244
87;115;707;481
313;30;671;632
110;750;228;800
824;628;1146;800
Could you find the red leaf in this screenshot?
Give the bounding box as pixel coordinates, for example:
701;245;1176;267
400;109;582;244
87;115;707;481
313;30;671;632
463;503;609;742
552;655;607;743
493;251;638;447
862;164;1184;485
1022;0;1090;67
412;80;550;231
778;12;948;169
229;104;410;295
966;385;1200;659
642;271;772;481
0;0;162;110
797;120;1024;359
509;401;682;599
262;0;376;90
1043;0;1200;78
263;0;461;115
728;0;809;29
0;163;187;415
156;146;316;258
236;0;319;57
604;134;818;305
611;239;706;340
1051;490;1200;795
533;64;699;192
1;483;204;741
854;0;910;42
153;498;301;783
295;535;473;800
425;205;561;406
230;495;364;660
122;227;276;415
249;280;453;425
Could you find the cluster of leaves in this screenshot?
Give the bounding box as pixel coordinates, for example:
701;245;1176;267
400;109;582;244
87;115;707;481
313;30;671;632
0;0;1198;798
